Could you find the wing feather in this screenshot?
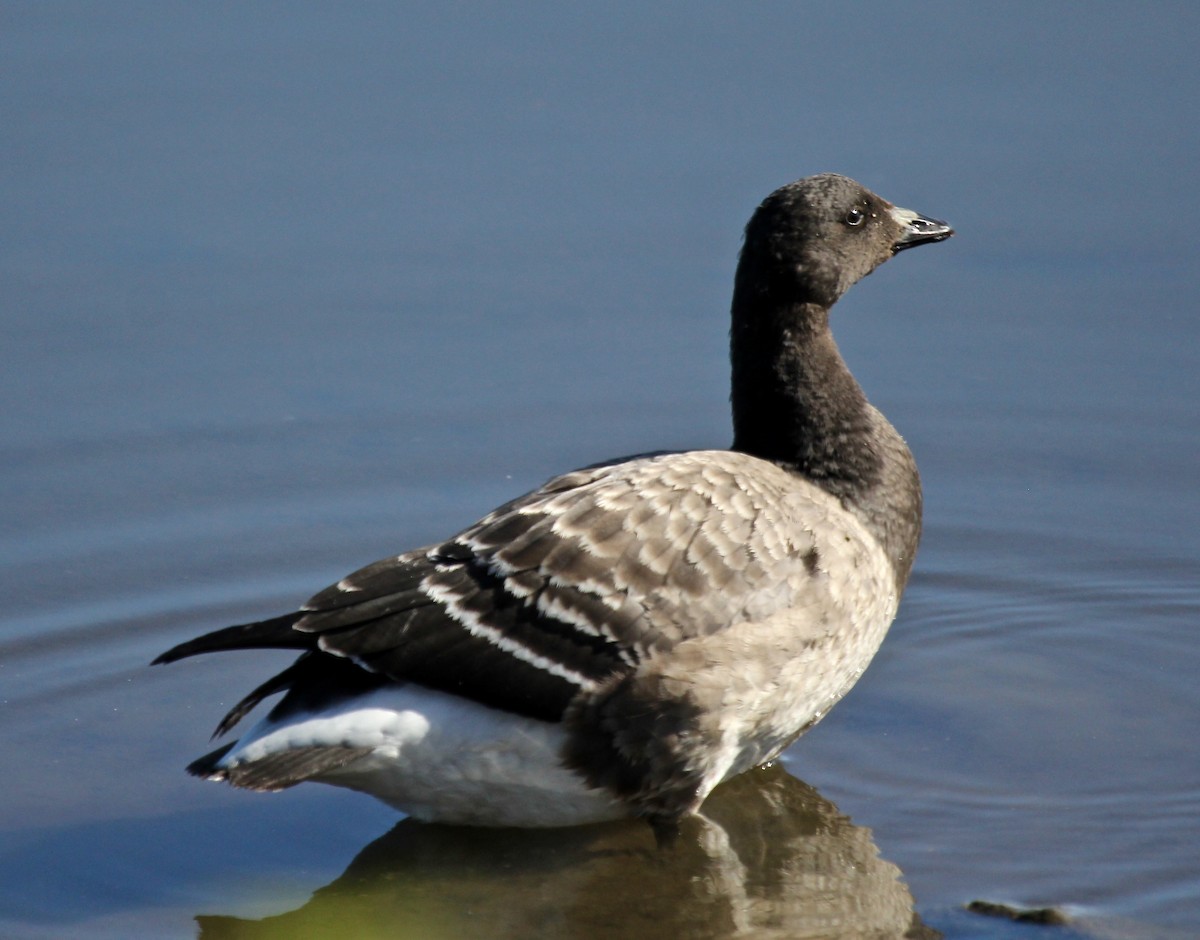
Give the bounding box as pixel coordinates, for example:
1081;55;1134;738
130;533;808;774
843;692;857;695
163;451;832;732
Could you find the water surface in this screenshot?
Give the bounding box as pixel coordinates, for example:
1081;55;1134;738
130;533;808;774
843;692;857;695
2;4;1198;937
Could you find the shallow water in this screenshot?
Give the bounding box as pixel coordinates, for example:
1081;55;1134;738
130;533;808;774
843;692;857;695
3;5;1199;938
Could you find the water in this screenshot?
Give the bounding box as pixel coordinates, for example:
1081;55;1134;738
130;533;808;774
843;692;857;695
3;4;1198;937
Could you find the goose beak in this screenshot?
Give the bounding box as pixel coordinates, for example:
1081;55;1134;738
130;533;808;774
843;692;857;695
890;206;954;252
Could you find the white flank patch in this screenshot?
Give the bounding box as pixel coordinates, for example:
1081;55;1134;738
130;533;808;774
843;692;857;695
222;684;625;827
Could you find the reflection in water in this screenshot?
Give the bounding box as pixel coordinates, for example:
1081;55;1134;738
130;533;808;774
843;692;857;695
195;765;937;939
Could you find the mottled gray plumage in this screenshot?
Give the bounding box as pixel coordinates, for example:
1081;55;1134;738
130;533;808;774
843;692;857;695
156;173;953;830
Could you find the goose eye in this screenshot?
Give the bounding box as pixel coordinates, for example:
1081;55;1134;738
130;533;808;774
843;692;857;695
845;208;866;227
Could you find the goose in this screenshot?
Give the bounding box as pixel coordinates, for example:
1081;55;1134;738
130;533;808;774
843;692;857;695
155;173;953;834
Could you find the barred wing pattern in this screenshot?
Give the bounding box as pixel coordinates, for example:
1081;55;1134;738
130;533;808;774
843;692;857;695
275;450;874;729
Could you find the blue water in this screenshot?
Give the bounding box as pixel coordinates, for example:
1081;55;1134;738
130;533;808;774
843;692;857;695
3;4;1198;937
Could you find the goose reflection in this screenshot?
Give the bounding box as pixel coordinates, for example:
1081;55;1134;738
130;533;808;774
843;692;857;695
196;765;938;939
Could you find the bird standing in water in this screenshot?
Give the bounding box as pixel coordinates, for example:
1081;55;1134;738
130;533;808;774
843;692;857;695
155;173;953;835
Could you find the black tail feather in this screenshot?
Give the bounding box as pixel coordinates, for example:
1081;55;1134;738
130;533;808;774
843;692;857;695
189;744;375;792
211;653;317;739
152;612;309;666
186;741;237;779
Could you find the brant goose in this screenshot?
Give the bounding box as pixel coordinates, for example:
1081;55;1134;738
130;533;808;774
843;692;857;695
155;173;953;833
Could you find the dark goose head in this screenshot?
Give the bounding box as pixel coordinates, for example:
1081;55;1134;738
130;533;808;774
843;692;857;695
729;173;953;586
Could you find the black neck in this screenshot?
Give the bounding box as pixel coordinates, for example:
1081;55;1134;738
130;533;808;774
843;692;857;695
728;284;924;590
730;298;882;501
